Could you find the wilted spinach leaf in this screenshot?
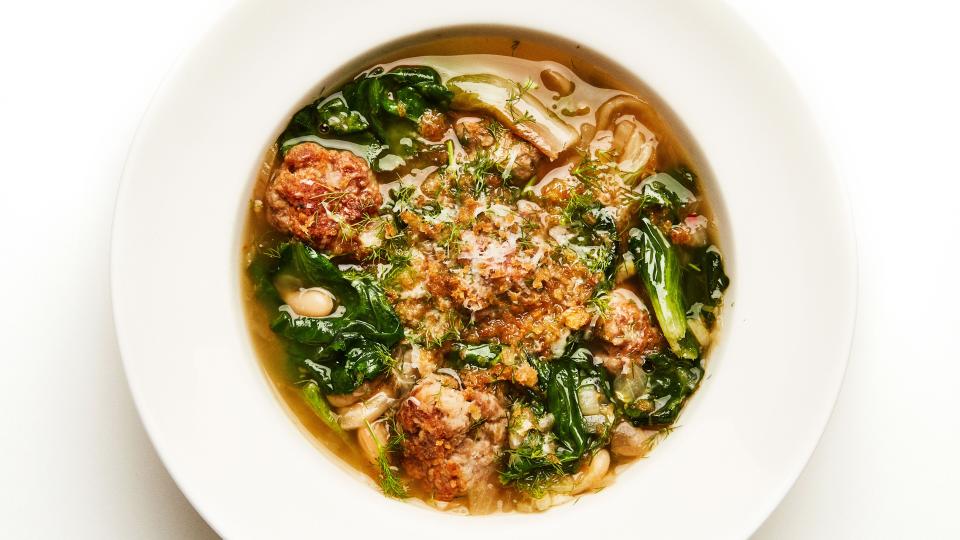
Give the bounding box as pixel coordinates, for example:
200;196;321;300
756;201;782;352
300;335;394;394
636;172;698;221
502;341;612;492
562;193;619;276
618;351;703;427
277;65;452;167
340;65;452;157
317;97;369;134
683;246;729;310
249;242;403;394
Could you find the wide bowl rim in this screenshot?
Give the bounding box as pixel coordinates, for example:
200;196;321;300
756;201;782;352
111;1;857;538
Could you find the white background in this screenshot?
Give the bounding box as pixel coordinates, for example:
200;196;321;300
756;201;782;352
1;0;957;538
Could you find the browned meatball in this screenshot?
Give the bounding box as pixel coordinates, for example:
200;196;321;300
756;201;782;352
396;374;507;501
596;288;664;375
454;117;543;183
265;143;381;257
418;110;449;141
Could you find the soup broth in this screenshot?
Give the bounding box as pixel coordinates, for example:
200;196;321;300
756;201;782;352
242;35;728;514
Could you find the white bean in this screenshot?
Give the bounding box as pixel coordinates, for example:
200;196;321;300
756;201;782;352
357;420;389;464
337;392;396;430
281;287;335;318
572;449;610;495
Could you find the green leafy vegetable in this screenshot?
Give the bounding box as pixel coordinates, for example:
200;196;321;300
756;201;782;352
683;246;729;311
278;134;386;165
449;342;503;368
302;381;349;443
669;166;698;188
500;433;572;498
277;65;452;168
299;337;395;394
617;352;703;427
636;172;697;220
544;358;590;455
340;66;452;157
562;192;619;276
249;242;403;394
316;97;369;134
364;421;408;498
267;242;402;344
501;342;612;493
629;218;697;359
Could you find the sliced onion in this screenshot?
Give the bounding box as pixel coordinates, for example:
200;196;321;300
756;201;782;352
337;392;396;430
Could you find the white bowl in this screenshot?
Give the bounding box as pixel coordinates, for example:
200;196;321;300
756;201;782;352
111;1;856;538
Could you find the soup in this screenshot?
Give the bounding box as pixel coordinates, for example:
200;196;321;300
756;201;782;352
241;36;729;514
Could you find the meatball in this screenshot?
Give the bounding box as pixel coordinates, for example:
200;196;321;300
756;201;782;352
265;143;382;257
454;117;543;183
418;109;449;141
596;288;664;374
396;374;507;501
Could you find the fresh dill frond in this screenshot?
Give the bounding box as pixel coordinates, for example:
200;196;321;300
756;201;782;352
512;110;536;126
571;156;603;186
365;421;409;498
388;413;406;449
461;150;497;197
383;248;411;281
435;312;465;347
308;189;352;203
506;78;539;125
262;245;283;259
513;78;539;99
517;216;538;249
637;426;676;458
441;220;464;259
563;191;599;224
311;200;357;243
485;119;506;140
561;244;611;275
588;288;612;320
368;225;412;285
499;442;566;499
389;185;417;213
410;310;464;349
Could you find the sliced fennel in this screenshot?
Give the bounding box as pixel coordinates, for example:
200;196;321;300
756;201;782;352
446;74;579;159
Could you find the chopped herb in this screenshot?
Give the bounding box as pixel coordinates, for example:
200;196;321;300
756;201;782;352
506;78;539;125
485;119;506;140
365;421;408;498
